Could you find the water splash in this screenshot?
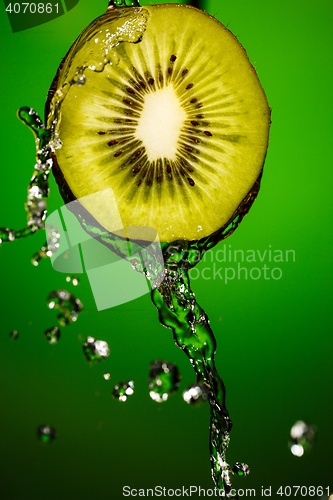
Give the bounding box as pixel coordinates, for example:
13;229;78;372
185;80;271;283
44;326;61;344
103;372;111;380
82;336;110;362
6;4;264;496
152;267;239;497
148;360;180;403
37;424;57;443
0;108;61;267
0;108;58;245
112;380;134;401
64;192;263;498
47;290;83;325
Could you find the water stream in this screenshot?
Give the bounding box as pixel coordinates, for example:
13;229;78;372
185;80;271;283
56;194;255;498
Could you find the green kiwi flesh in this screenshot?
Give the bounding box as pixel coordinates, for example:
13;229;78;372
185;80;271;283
47;4;270;243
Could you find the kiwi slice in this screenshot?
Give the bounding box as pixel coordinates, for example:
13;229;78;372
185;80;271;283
47;4;270;243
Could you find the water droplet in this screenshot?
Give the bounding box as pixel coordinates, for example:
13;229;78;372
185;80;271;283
82;337;110;362
290;444;304;457
37;424;57;443
289;420;317;456
66;275;79;286
9;330;19;341
47;290;83;325
183;383;208;405
72;72;86;85
103;373;111;380
232;462;250;477
112;381;134;402
148;360;181;403
44;326;61;344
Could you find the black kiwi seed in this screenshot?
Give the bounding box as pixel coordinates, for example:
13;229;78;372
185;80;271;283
148;78;154;85
186;83;194;90
147;171;153;186
170;54;177;62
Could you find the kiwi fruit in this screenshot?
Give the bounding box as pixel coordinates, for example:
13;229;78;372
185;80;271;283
46;4;270;244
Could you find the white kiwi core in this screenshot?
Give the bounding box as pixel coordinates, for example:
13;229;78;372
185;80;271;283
135;85;186;162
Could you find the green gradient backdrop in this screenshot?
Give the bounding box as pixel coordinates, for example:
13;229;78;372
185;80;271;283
0;1;332;499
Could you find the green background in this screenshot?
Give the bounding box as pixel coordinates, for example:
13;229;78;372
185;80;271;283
0;0;332;498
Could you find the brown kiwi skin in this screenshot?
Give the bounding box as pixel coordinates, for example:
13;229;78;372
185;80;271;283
46;4;271;246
